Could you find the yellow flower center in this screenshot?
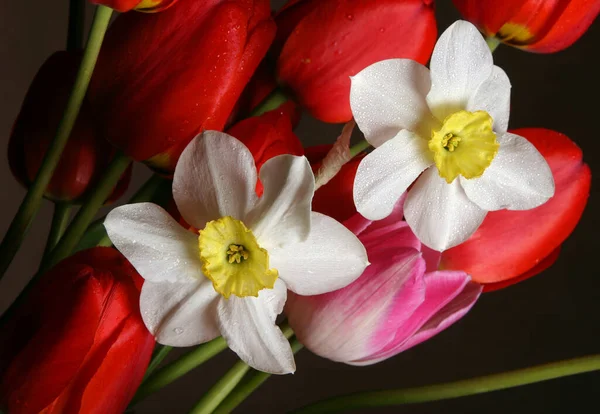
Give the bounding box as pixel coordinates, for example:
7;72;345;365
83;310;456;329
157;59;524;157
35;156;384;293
428;110;499;183
198;216;278;299
226;244;249;264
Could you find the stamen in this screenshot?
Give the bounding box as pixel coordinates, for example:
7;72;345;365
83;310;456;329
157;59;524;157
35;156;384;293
442;133;462;152
227;244;249;264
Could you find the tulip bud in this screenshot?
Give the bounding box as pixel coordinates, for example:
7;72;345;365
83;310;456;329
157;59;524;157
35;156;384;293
0;247;154;414
453;0;600;53
90;0;178;13
440;128;591;290
8;51;132;203
286;201;481;364
274;0;437;123
89;0;276;172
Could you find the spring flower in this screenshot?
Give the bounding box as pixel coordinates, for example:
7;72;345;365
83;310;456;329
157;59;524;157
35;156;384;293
287;199;481;365
440;128;591;290
273;0;437;123
89;0;275;172
9;51;131;203
0;248;154;414
105;132;368;374
351;20;555;251
453;0;600;53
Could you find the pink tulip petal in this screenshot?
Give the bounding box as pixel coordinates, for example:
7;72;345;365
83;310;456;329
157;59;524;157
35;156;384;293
355;270;474;365
395;280;481;353
286;249;425;363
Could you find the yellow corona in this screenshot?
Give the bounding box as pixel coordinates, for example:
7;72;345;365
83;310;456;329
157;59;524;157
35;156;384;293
428;110;499;183
198;216;278;299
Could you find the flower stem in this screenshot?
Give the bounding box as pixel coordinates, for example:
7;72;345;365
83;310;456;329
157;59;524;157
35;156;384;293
143;345;174;381
75;173;170;252
213;337;304;414
42;152;131;272
486;36;501;53
67;0;86;51
250;88;289;117
349;139;371;157
291;354;600;413
41;202;72;265
0;5;113;280
188;360;252;414
131;337;229;405
188;323;295;414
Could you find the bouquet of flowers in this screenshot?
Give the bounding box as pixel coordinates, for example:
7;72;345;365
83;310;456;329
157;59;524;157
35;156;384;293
0;0;597;412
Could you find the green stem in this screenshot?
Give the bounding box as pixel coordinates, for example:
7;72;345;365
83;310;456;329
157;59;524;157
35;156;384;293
188;360;252;414
0;5;113;280
189;323;295;414
131;337;229;405
486;36;501;53
349;139;371;157
292;354;600;414
41;202;72;265
213;337;304;414
67;0;85;51
0;152;130;326
250;88;289;117
144;345;173;381
75;174;169;252
42;152;131;272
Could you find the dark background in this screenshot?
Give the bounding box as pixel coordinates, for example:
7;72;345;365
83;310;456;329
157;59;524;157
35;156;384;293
0;1;598;413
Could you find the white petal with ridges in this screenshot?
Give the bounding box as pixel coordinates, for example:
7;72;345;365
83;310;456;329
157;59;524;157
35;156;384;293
269;212;368;296
173;131;258;229
467;66;511;134
246;155;313;247
460;133;555;211
217;279;294;374
105;203;202;283
353;130;433;220
427;21;493;121
350;59;435;146
140;279;220;347
404;168;487;251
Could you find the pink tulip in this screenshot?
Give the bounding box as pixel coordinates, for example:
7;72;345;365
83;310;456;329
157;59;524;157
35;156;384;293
286;201;481;364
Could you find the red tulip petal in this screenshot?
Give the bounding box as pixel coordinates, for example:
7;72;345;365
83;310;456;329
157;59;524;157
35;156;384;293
440;128;590;285
277;0;436;122
0;248;153;414
482;247;561;292
227;105;304;196
453;0;600;53
89;0;274;171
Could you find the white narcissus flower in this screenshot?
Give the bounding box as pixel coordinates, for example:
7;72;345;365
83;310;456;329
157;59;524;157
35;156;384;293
350;20;555;251
104;131;368;374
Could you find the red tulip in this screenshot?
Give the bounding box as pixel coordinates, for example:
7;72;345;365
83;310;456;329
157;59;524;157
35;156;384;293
8;51;131;203
440;128;591;289
227;105;304;196
0;247;154;414
453;0;600;53
88;0;276;172
90;0;178;13
274;0;437;123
